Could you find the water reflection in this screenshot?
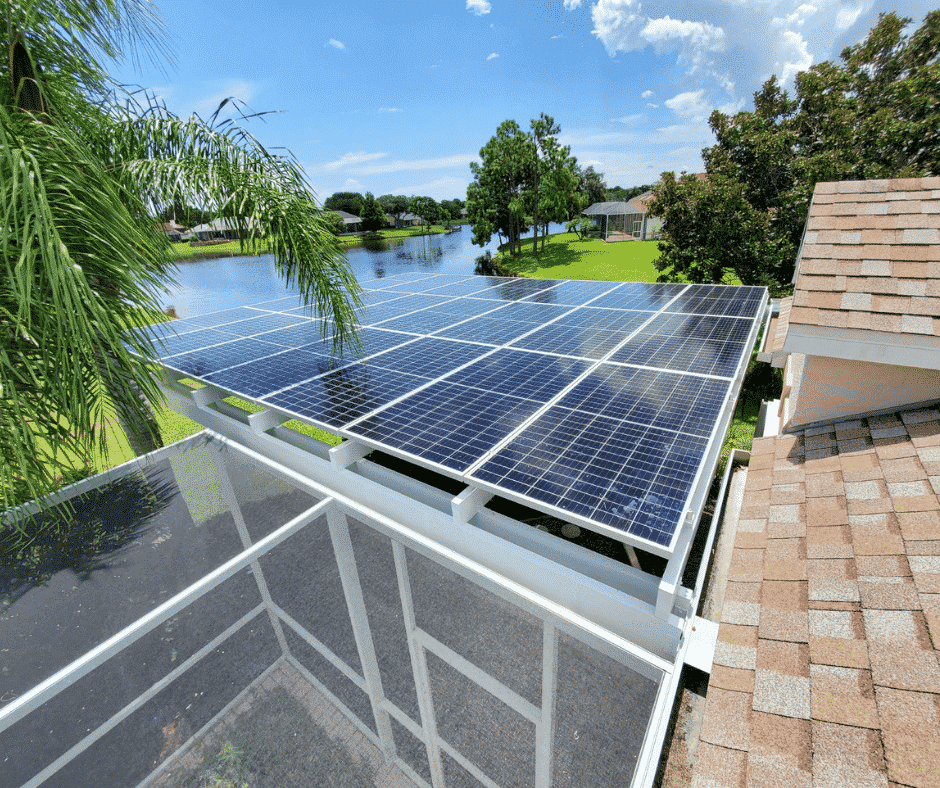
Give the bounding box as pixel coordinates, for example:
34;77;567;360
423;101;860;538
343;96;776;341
164;222;569;316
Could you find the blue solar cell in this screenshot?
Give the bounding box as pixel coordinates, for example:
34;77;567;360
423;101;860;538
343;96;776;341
445;349;590;401
151;326;234;357
488;301;572;324
176;306;262;328
588;282;685;311
531;279;622;306
256;320;333;350
215;313;308;337
383;274;469;293
264;365;430;427
424;277;510;297
204;346;339;398
351;381;543;471
163;337;284;377
434;315;537;345
667;285;766;318
470;278;561;301
556;364;730;437
374;309;470;334
471;406;709;546
366;337;491;378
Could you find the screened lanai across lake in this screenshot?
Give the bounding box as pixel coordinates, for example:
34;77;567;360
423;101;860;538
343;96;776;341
1;272;768;788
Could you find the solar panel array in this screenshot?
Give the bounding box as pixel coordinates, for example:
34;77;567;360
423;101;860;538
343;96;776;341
144;273;766;552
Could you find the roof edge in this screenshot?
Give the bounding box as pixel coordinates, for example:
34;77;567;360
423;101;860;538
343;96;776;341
782;322;940;369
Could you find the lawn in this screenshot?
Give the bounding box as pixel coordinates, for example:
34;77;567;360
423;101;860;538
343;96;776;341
497;232;662;281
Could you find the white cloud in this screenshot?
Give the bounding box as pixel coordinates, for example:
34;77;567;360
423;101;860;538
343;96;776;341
467;0;491;16
646;103;659;109
777;30;813;85
772;4;818;28
664;89;710;121
836;3;866;30
564;0;582;9
551;34;564;39
323;152;388;171
487;52;500;60
592;0;725;74
612;113;644;123
343;154;476;176
343;178;363;190
194;80;258;117
379;107;402;113
642;89;654;99
325;38;345;49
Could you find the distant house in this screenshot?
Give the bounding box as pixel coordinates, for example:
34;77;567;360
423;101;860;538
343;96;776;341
189;218;245;241
334;210;361;233
159;221;186;242
396;213;422;228
762;176;940;429
581;193;663;241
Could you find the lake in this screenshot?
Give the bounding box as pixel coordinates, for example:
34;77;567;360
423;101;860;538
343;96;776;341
162;222;568;316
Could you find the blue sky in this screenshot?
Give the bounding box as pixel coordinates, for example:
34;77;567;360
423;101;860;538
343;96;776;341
113;0;936;203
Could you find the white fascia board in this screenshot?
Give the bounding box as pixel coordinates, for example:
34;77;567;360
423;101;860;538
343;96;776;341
783;323;940;370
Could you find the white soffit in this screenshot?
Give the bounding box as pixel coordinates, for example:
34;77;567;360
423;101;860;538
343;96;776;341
783;323;940;370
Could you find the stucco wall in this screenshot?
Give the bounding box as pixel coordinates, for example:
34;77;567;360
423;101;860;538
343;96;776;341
786;354;940;428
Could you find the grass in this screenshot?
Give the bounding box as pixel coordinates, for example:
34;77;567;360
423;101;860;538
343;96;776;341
497;232;662;281
169;240;272;261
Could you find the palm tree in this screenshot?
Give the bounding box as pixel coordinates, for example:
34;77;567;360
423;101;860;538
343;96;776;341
1;0;362;514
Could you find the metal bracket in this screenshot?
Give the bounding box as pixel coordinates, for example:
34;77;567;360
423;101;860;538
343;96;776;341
329;440;371;470
452;486;493;524
247;408;289;435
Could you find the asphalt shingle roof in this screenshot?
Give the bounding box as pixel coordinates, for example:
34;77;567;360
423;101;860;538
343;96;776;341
790;177;940;337
694;406;940;788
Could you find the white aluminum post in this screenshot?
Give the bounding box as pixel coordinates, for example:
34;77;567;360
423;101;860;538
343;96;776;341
326;507;396;757
393;541;447;788
534;622;558;788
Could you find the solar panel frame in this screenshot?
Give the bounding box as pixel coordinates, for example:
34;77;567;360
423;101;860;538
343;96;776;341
146;273;767;555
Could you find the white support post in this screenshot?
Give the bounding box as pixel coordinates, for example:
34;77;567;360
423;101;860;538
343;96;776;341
656;516;696;619
534;622;558;788
329;440;371;470
326;507;396;757
393;542;447;788
451;486;493;524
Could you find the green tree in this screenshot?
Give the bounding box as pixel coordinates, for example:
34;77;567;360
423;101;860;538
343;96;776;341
323;191;365;216
1;0;361;514
577;165;607;206
359;192;386;232
377;194;409;226
440;198;464;220
531;115;582;253
651;10;940;292
322;211;346;236
409;195;439;229
467;119;537;257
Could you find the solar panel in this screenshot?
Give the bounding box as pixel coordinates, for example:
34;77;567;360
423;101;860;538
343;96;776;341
144;273;767;553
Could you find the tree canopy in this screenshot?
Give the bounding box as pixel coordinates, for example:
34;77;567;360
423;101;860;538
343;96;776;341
650;10;940;292
1;0;361;514
467;115;583;256
359;192;386;232
323;191;365;216
409;195;440;228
